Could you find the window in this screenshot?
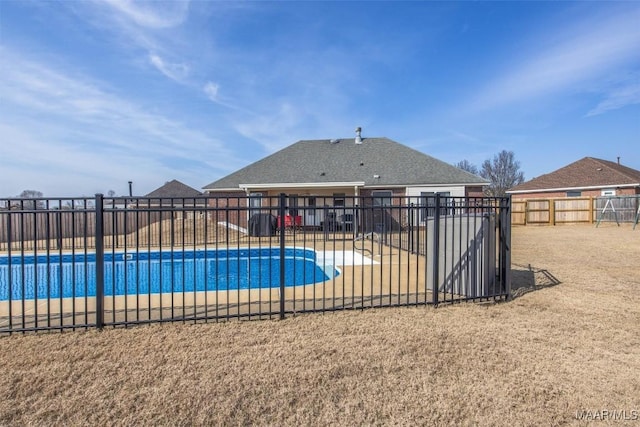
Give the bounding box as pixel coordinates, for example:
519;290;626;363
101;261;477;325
601;189;616;197
288;194;298;216
307;197;316;216
420;192;434;221
566;191;581;197
248;193;262;217
420;191;451;220
372;190;392;207
333;193;345;207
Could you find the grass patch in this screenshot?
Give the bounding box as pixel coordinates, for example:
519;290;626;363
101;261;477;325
1;225;639;425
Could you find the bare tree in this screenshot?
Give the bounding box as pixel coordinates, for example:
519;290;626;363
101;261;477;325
19;190;43;198
454;160;479;175
17;190;45;209
107;189;116;197
480;150;524;197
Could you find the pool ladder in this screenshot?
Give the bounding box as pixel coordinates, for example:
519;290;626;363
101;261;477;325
354;232;381;256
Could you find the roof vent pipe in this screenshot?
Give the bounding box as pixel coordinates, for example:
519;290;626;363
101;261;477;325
355;127;362;144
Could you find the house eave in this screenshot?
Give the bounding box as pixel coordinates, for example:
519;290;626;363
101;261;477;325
404;182;487;188
507;183;640;194
206;181;486;192
203;187;243;193
239;182;366;190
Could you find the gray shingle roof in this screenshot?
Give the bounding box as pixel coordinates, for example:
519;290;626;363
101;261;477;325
508;157;640;193
145;180;203;198
203;137;486;190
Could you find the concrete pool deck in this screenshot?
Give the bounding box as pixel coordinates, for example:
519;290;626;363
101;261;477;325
1;243;433;327
1;230;497;330
317;250;379;266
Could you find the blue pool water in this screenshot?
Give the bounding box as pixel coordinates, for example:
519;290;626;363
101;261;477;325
0;248;338;301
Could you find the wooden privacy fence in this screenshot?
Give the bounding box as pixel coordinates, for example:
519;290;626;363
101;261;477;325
512;196;640;226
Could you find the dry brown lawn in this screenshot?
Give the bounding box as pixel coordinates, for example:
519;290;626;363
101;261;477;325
1;224;638;426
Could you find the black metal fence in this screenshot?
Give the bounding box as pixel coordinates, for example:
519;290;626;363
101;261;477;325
0;194;511;334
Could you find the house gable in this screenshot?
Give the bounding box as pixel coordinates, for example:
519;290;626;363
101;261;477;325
146;180;203;198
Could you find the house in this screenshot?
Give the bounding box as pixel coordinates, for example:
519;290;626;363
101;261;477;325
507;157;640;199
202;129;487;231
143;179;207;219
145;179;204;200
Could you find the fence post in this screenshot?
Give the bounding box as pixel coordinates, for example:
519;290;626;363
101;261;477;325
279;193;286;320
432;194;440;306
501;197;512;299
95;194;104;329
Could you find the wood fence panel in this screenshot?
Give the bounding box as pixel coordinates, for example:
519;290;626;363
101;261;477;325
511;196;640;226
526;199;551;224
554;198;592;224
511;200;526;225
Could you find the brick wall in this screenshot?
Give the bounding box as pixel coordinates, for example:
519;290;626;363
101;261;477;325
206;192;246;227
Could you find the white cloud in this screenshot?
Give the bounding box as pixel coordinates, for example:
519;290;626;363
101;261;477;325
467;7;640;113
448;130;481;144
203;81;219;101
0;123;159;196
201;81;254;113
76;1;369;151
149;53;189;81
230;101;354;153
101;0;190;29
0;48;241;196
587;80;640;117
232;103;303;151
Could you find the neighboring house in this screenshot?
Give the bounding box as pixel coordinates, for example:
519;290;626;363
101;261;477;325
507;157;640;199
143;179;207;219
202;129;487;231
145;179;204;200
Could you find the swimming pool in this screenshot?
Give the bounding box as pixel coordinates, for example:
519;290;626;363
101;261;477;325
0;247;339;301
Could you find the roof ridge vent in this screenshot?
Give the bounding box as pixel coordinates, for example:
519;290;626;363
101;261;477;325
355;127;362;144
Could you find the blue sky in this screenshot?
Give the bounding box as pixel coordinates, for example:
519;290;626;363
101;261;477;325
1;1;639;197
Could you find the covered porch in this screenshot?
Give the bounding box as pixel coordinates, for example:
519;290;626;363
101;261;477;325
239;182;365;231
